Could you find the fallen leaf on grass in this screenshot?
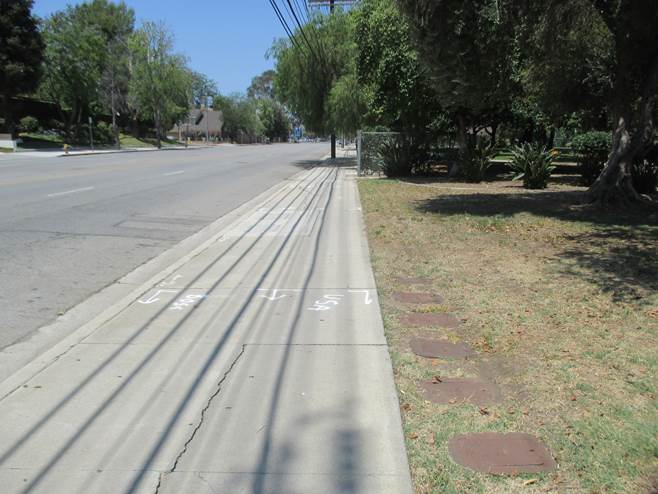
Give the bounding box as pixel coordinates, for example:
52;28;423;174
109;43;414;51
571;395;577;401
401;403;412;412
523;478;538;486
478;407;490;416
431;375;442;384
448;398;457;404
408;432;419;440
646;308;658;317
427;434;435;445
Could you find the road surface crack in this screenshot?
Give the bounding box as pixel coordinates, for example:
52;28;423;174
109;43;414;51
154;344;246;494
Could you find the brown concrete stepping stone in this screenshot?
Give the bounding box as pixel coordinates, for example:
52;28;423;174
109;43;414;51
420;377;501;406
448;432;557;474
394;276;432;286
400;312;460;329
410;337;476;359
393;292;444;304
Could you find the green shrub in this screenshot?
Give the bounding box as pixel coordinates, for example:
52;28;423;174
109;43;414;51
459;141;493;183
379;135;429;177
571;131;611;186
94;121;114;144
19;116;40;133
509;143;556;189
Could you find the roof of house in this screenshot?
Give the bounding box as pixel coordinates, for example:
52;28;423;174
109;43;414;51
170;109;224;133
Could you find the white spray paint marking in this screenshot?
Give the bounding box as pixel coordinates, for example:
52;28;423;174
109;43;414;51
159;274;183;287
257;288;302;301
47;186;95;198
169;293;207;311
308;294;344;312
349;289;373;305
163;170;184;176
138;289;179;305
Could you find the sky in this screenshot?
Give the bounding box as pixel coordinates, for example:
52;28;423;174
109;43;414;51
32;0;296;95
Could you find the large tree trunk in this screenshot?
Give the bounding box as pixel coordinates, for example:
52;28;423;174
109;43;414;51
588;54;658;204
587;114;643;203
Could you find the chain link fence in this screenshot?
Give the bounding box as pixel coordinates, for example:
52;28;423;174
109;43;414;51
356;131;400;176
356;130;457;176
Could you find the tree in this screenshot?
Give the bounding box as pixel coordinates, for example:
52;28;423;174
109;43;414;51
128;22;191;148
247;69;276;100
353;0;440;132
189;71;218;108
272;10;355;156
328;73;365;138
77;0;135;148
0;0;44;138
258;98;290;142
215;93;264;143
518;0;658;203
396;0;519;152
582;1;658;203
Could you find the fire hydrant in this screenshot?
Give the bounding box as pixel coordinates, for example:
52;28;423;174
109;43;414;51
63;143;70;155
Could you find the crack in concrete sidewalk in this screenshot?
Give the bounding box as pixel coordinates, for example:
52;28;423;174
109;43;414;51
154;344;247;494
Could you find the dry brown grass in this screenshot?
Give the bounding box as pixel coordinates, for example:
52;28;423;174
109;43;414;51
359;176;658;494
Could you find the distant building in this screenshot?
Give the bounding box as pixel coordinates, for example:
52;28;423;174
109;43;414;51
170;108;224;141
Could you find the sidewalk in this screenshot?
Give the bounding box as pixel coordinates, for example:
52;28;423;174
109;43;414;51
0;160;412;493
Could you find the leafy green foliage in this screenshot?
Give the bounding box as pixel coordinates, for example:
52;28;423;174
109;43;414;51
0;0;44;137
128;22;191;147
571;131;611;186
509;142;555;189
189;71;218;108
19;116;39;133
379;135;429;177
328;73;366;138
459;141;493;183
272;10;354;135
354;0;440;131
41;0;135;139
247;70;276;100
396;0;520;143
258;98;290;142
215;94;263;143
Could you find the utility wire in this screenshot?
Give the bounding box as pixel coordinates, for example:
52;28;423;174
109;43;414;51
285;0;322;62
268;0;305;53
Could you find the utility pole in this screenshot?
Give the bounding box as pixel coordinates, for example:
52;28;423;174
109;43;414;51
205;100;210;143
330;0;336;159
88;116;94;150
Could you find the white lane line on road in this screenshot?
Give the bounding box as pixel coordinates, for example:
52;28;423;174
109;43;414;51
47;186;95;198
163;170;185;176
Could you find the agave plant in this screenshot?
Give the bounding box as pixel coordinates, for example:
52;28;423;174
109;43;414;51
509;143;556;189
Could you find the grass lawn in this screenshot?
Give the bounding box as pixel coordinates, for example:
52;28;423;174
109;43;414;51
18;132;181;150
358;176;658;493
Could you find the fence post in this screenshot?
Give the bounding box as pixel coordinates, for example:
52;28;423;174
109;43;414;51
357;130;362;176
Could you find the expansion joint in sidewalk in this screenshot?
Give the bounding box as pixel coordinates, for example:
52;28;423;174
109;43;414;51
154;344;247;494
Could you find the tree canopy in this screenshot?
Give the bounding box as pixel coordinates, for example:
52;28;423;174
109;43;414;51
0;0;44;137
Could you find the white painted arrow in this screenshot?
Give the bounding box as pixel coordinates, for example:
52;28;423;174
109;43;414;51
138;289;178;304
349;289;373;305
257;289;288;301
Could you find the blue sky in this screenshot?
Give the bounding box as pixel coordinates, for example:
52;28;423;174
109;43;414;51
32;0;293;95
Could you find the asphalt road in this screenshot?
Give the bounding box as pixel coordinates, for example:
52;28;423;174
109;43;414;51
0;143;327;350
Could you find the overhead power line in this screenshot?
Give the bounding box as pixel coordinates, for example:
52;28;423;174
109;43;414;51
268;0;305;53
